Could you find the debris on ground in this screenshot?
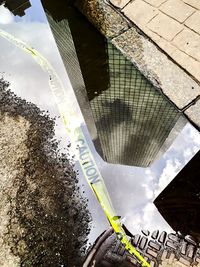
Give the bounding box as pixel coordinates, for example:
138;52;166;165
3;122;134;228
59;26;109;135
0;78;91;267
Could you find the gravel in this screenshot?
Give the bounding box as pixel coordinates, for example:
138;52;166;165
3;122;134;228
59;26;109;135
0;78;91;267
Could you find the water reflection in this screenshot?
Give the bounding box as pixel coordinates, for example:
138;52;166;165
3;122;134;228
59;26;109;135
43;1;187;168
41;0;200;244
0;0;200;266
0;0;31;17
155;150;200;242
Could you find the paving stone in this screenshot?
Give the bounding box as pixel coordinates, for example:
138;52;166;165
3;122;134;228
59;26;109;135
171;49;200;82
173;28;200;62
147;13;183;41
185;11;200;34
185;100;200;129
109;0;130;8
160;0;195;23
76;0;129;38
122;0;158;26
78;0;200;136
112;27;200;109
144;0;166;7
145;28;177;55
182;0;200;10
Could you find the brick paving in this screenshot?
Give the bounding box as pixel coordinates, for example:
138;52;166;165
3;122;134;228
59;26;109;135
110;0;200;83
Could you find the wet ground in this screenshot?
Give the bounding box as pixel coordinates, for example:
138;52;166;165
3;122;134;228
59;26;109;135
0;1;200;266
0;78;90;267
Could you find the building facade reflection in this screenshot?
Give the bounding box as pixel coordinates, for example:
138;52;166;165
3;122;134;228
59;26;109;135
42;0;186;167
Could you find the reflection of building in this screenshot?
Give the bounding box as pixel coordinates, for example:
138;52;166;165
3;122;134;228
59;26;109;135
89;42;185;166
154;150;200;242
41;1;186;167
0;0;31;16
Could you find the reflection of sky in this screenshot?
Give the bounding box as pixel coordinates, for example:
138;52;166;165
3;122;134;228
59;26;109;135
0;1;200;245
14;0;47;23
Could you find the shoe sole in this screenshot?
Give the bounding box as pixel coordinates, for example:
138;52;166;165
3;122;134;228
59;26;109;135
113;230;200;267
83;230;200;267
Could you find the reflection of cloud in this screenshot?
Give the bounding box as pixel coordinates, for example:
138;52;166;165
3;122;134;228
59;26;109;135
154;158;182;196
0;17;84;142
0;15;81;116
0;5;14;24
182;124;200;164
125;203;172;234
0;12;106;244
108;123;200;235
142;203;172;232
1;1;200;242
187;125;200;146
0;21;66;109
152;123;200;197
141;183;154;200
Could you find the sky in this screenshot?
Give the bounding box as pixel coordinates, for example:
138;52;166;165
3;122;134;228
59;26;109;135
0;1;200;244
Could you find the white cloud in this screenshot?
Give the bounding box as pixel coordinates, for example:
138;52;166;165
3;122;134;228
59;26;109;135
187;124;200;146
183;147;193;163
125;202;172;234
0;16;85;164
154;158;182;197
144;169;155;181
150;123;200;199
0;13;107;245
142;203;172;231
141;183;154;200
0;5;14;24
1;5;200;241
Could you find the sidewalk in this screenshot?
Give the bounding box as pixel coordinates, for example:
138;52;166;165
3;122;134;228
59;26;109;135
110;0;200;84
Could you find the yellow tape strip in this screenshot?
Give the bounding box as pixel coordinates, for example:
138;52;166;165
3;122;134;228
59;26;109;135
0;28;150;267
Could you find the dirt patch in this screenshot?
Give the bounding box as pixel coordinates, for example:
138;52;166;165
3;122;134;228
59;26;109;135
0;78;91;267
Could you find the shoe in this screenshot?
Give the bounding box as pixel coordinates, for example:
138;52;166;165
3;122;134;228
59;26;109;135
83;228;200;267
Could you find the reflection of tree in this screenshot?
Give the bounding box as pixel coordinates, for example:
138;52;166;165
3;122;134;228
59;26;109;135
0;79;91;267
96;98;132;132
89;41;183;167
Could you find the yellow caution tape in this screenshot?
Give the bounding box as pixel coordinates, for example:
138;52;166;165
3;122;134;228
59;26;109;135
0;28;150;267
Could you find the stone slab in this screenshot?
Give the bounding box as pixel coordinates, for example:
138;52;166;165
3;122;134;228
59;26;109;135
144;28;177;55
122;0;158;26
112;27;200;109
145;25;200;81
77;0;200;130
160;0;195;23
147;13;183;41
185;11;200;35
143;0;166;7
173;28;200;62
109;0;130;9
75;0;129;38
171;49;200;82
185;100;200;129
182;0;200;10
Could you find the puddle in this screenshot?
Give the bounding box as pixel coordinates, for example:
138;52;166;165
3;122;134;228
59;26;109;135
0;0;200;266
